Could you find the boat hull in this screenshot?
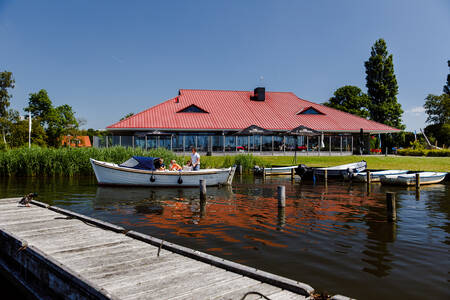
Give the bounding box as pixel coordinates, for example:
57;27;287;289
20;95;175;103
296;161;367;179
90;158;235;187
380;172;447;186
353;170;409;182
256;166;298;176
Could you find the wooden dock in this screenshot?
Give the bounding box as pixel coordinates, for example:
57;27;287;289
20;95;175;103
0;197;323;300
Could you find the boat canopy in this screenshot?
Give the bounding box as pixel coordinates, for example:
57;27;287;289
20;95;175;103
120;156;157;170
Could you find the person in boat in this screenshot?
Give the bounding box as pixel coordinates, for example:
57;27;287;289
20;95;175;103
191;147;200;171
154;158;166;170
169;160;182;171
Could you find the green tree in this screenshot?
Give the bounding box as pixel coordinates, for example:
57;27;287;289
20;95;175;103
423;61;450;146
444;60;449;96
120;112;134;121
0;71;15;144
25;89;53;125
323;86;370;118
365;39;405;129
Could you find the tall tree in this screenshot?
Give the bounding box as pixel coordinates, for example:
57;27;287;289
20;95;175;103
423;61;450;146
0;71;15;145
365;39;405;129
25;89;53;125
323;86;370;118
120;112;134;121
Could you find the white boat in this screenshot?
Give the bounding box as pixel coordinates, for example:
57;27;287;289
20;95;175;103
90;157;236;187
254;165;297;176
353;170;409;182
380;172;447;186
296;161;367;178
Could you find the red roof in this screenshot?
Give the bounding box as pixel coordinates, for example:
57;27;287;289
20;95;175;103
107;89;400;133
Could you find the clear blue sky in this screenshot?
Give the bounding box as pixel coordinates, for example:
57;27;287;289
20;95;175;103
1;0;449;131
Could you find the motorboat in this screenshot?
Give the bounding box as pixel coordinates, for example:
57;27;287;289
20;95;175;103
296;161;367;179
380;172;447;186
254;165;298;176
353;170;409;182
90;157;236;187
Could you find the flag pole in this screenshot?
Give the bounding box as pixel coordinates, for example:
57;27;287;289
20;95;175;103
28;111;31;148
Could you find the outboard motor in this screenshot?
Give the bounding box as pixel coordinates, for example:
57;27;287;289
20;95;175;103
296;164;308;177
346;168;354;180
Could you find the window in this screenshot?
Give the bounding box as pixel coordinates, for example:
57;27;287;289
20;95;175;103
297;106;324;115
177;105;208;113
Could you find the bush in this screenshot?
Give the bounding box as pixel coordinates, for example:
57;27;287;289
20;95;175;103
397;148;450;157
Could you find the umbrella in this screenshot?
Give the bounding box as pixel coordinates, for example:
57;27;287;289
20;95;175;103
232;125;274;136
285;125;320;164
135;130;171;137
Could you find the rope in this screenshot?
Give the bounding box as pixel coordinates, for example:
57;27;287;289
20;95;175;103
54;216;97;227
15;242;28;256
157;241;164;257
240;291;271;300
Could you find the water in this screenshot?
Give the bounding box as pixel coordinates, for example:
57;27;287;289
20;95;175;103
1;175;448;299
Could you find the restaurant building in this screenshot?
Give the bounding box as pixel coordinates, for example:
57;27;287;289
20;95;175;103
99;88;400;155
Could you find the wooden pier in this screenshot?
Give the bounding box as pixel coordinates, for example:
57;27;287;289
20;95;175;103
0;197;322;299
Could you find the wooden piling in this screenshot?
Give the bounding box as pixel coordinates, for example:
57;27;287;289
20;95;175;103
312;169;316;184
324;169;328;182
200;180;207;201
366;171;371;184
415;173;420;189
290;168;295;182
277;186;286;207
386;192;396;222
239;165;243;175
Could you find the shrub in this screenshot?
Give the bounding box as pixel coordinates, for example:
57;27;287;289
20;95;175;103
397;148;450;157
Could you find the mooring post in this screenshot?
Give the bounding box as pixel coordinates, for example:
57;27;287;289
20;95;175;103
239;165;243;175
291;168;295;182
262;167;266;180
386;192;396;222
312;169;316;185
324;169;328;182
415;173;420;189
277;186;286;208
366;171;371;184
200;180;207;201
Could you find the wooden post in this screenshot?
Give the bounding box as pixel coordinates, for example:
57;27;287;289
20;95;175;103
200;180;207;201
366;171;371;184
324;169;328;181
340;136;343;155
312;169;316;184
291;168;295;182
385;147;388;156
262;167;266;180
277;186;286;207
351;135;353;154
329;136;331;156
386;192;396;222
239;165;243;175
415;173;420;189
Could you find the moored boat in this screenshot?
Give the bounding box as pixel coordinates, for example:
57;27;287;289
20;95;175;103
296;161;367;179
254;165;298;176
90;157;236;187
380;172;447;186
353;170;409;182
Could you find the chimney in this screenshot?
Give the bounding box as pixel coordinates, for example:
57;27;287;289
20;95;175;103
251;87;265;101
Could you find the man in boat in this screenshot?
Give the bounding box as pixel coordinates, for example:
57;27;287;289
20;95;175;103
169;160;182;171
154;158;166;170
191;147;200;171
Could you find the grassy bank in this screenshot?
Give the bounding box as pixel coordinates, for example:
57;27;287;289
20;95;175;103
1;147;449;176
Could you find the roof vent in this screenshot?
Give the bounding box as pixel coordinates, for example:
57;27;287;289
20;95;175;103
251;87;265;101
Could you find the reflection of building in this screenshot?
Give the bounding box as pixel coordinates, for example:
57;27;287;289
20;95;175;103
98;88;399;154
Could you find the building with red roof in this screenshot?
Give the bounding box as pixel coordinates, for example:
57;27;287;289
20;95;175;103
104;88;400;154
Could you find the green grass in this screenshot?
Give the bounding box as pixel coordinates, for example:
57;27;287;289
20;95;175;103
1;147;448;176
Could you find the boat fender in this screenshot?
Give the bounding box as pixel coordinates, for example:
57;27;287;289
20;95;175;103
296;164;308;177
347;168;354;179
178;176;183;184
150;174;156;182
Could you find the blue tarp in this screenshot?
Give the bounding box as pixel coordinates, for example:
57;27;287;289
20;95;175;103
120;156;157;170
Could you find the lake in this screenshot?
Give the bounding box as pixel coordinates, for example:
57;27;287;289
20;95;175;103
0;175;448;299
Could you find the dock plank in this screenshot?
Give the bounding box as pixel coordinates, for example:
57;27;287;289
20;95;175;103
0;198;316;299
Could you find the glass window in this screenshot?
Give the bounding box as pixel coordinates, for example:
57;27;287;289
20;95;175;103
159;136;171;150
177;105;208;113
121;136;133;147
273;136;284;151
184;135;196;151
134;136;145;148
172;135;183;152
249;135;261;151
298;107;324;115
236;136;248;152
212;135;223;152
262;136;272;151
197;135;208;152
112;136;120;146
225;136;235;152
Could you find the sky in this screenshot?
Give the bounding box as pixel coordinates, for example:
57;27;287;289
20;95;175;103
1;0;449;131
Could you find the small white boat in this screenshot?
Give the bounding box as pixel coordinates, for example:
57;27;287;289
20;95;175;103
353;170;409;182
380;172;447;186
255;165;297;176
296;161;367;178
90;157;236;187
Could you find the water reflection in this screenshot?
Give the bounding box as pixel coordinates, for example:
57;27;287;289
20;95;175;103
0;176;449;300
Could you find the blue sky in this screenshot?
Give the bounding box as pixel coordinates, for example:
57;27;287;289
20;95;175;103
1;0;449;131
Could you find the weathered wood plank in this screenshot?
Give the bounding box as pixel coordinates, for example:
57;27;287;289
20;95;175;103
0;218;85;234
212;282;282;300
269;290;307;299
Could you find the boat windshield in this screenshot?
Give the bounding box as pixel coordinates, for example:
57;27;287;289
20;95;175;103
119;156;157;170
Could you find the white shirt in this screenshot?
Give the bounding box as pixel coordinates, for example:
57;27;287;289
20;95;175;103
191;152;200;165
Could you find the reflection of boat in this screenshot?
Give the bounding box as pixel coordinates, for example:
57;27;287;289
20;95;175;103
380;172;447;186
254;165;297;176
90;157;236;187
354;170;409;182
296;161;367;178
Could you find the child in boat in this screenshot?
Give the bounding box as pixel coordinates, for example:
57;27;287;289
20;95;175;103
169;160;182;171
154;158;165;170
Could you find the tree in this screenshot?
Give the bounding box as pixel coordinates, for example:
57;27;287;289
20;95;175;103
444;60;450;96
120;112;134;121
365;39;405;130
323;86;370;118
0;71;15;144
25;89;53;125
423;61;450;146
